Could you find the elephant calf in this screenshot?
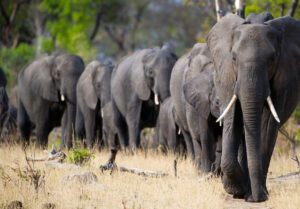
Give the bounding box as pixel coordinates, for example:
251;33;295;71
75;60;114;148
156;97;185;154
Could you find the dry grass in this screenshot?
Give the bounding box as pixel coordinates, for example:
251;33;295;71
0;145;299;209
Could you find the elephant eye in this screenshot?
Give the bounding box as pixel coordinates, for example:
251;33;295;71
146;68;154;77
96;83;101;89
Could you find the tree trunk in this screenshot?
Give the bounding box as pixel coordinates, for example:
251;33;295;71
287;0;299;17
215;0;224;21
235;0;245;18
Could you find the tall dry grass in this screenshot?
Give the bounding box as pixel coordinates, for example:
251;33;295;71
0;145;299;209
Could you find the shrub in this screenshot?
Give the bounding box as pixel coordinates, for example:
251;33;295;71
68;148;94;166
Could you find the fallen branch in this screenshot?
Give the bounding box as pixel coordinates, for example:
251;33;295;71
119;166;168;177
26;145;66;163
100;163;168;177
268;171;300;182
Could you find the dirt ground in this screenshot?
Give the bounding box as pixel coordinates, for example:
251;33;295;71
0;144;300;209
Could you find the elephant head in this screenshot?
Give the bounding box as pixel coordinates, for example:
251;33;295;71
79;60;114;110
132;44;177;104
183;71;219;120
30;54;84;103
207;14;300;201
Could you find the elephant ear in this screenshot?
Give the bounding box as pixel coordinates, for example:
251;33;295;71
80;61;99;109
267;17;300;89
183;72;213;119
30;57;59;102
131;50;153;101
206;14;244;102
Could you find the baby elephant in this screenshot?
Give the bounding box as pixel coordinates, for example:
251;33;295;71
75;60;114;148
156;97;185;155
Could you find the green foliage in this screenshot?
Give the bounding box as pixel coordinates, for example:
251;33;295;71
68;148;94;165
39;0;103;60
245;0;300;18
0;43;36;87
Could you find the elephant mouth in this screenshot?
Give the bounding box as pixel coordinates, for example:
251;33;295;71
216;94;280;124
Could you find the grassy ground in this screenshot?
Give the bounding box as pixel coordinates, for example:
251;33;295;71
0;144;299;209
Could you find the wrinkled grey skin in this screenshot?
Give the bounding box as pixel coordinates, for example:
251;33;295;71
110;44;177;152
207;14;300;202
156;97;186;155
75;61;113;148
18;54;85;148
170;43;222;174
170;43;207;158
183;70;222;175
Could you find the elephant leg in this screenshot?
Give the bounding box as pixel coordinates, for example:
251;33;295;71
83;108;96;148
60;112;67;149
126;103;142;152
182;130;195;160
199;120;215;174
62;104;76;150
18;101;31;145
95;111;103;148
261;111;280;193
221;104;248;198
213;135;222;176
75;104;85;140
35;119;50;148
112;100;128;151
192;137;201;171
167;124;178;154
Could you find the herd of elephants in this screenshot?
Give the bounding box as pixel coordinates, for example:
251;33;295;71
0;12;299;202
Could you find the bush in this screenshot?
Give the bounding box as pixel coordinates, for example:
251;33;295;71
67;148;94;166
0;43;36;88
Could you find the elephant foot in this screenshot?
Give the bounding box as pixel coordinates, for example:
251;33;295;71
100;162;117;172
245;190;268;202
222;173;248;198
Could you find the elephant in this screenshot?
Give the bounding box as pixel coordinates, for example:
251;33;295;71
170;43;222;174
183;70;222;175
106;43;177;163
156;97;185;154
75;60;114;148
206;14;300;202
245;12;274;24
18;54;85;148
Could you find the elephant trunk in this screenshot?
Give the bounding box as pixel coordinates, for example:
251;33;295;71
237;65;269;201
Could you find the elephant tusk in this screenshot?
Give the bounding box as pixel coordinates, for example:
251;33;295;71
61;94;65;101
266;96;280;123
216;94;237;123
101;109;104;117
178;128;181;135
154;93;159;105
